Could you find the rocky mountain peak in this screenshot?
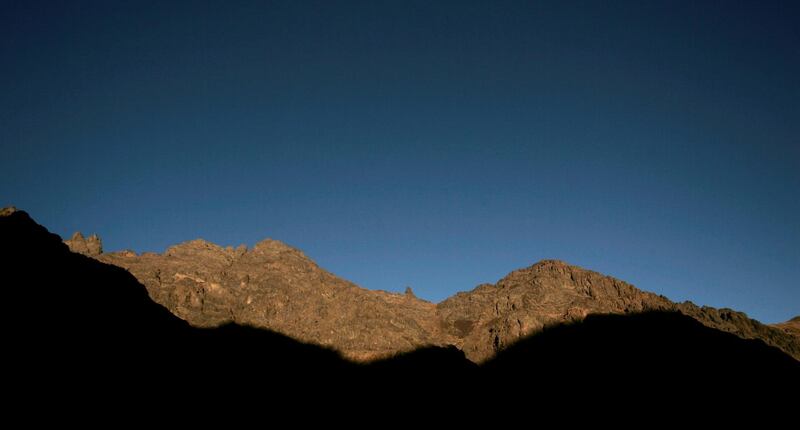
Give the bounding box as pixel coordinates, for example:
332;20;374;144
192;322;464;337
245;238;317;269
251;238;303;255
65;231;103;257
1;206;18;216
165;239;225;256
532;259;571;269
93;234;444;360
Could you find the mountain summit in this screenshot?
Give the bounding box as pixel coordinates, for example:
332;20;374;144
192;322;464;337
97;235;445;361
438;259;799;361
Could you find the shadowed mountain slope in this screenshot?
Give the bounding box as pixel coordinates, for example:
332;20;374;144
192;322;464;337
1;207;474;402
1;208;351;379
2;207;798;412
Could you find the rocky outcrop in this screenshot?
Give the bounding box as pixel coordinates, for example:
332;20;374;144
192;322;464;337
0;206;18;216
65;232;102;256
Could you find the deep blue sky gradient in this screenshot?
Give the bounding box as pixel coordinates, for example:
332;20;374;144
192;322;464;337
2;1;798;322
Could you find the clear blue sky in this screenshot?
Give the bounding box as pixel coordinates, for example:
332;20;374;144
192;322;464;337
2;1;798;323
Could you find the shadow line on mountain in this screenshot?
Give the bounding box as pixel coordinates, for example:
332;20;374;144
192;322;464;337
2;209;798;396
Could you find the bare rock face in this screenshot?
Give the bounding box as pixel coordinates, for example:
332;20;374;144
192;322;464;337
65;232;103;257
60;227;796;363
438;260;800;362
99;238;450;361
437;260;675;362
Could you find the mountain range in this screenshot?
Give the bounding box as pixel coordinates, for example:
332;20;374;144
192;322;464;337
61;212;799;362
4;205;799;414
